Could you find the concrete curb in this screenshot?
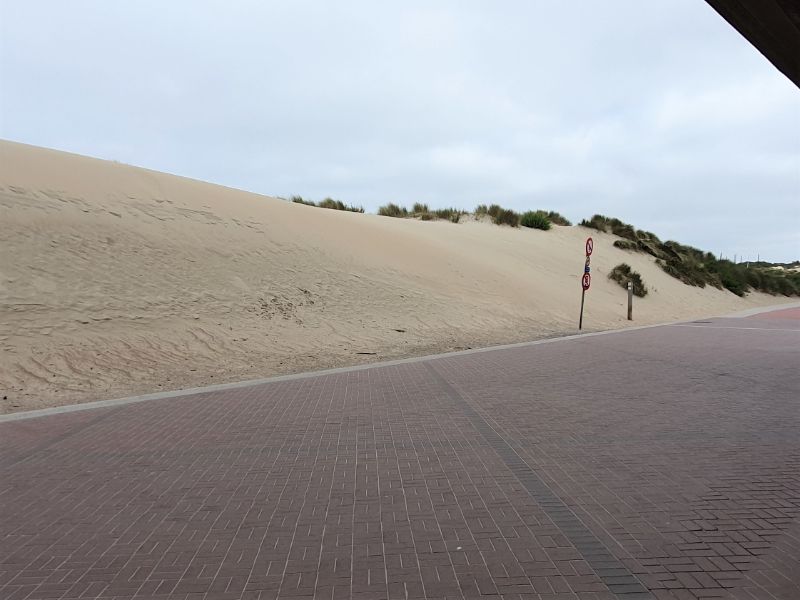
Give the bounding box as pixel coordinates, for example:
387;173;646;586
2;301;796;423
0;323;667;423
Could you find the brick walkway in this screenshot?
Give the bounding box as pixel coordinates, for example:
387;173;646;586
1;310;799;600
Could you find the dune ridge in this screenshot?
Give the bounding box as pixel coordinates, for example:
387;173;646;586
0;140;786;413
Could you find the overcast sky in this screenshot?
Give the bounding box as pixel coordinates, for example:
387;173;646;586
1;1;798;261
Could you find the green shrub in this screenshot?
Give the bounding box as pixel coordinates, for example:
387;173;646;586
636;229;661;244
481;204;519;226
778;273;800;295
318;197;345;210
613;239;639;251
546;211;572;226
611;222;636;241
377;203;464;222
580;214;611;231
657;258;717;289
487;204;503;219
745;268;765;291
710;260;749;296
290;195;363;212
579;214;635;241
479;205;569;227
637;240;668;260
492;207;520;227
433;207;465;223
520;211;551;230
378;203;409;218
608;263;648;297
657;259;695;286
581;214;798;297
660;242;684;260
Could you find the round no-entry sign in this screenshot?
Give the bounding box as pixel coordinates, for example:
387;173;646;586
585;237;594;256
582;272;591;290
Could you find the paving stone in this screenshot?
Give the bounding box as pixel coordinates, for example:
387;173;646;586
1;314;798;599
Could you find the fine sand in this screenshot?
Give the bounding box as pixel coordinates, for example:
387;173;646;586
0;140;789;413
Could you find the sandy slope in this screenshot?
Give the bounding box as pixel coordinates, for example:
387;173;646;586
0;140;787;413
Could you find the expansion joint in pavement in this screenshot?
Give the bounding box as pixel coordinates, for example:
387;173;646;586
423;361;654;599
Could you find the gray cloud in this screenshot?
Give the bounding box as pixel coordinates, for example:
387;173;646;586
2;0;798;261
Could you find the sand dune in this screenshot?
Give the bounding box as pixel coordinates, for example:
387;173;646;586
0;140;787;413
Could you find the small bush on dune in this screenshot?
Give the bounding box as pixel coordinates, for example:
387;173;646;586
665;240;706;261
291;195;363;212
657;259;696;286
399;204;466;223
412;203;429;214
745;268;765;291
321;198;364;213
492;207;520;227
434;207;466;223
478;205;568;227
481;204;520;226
660;243;684;261
656;258;715;289
582;213;799;298
612;222;637;241
580;214;636;241
378;203;409;218
710;260;749;297
637;240;668;260
545;211;572;226
756;270;799;296
778;273;800;295
636;229;661;244
746;268;798;296
377;202;463;223
613;239;638;251
580;214;610;231
433;207;451;220
487;204;504;219
609;263;648;297
520;211;551;230
449;211;464;223
318;197;345;210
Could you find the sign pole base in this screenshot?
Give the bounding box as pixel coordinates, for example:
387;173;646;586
579;289;586;330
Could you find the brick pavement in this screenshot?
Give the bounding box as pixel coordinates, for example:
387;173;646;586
1;310;798;600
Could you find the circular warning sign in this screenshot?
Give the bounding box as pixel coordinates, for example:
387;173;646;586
585;237;594;256
582;272;591;290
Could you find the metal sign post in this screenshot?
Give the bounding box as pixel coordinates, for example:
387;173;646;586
579;237;593;330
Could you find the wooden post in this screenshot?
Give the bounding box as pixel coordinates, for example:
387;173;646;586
627;281;633;321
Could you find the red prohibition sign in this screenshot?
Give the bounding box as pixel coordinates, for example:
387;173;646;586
585;237;594;256
582;272;591;290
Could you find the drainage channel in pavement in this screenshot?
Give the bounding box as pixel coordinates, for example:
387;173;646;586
424;361;654;599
